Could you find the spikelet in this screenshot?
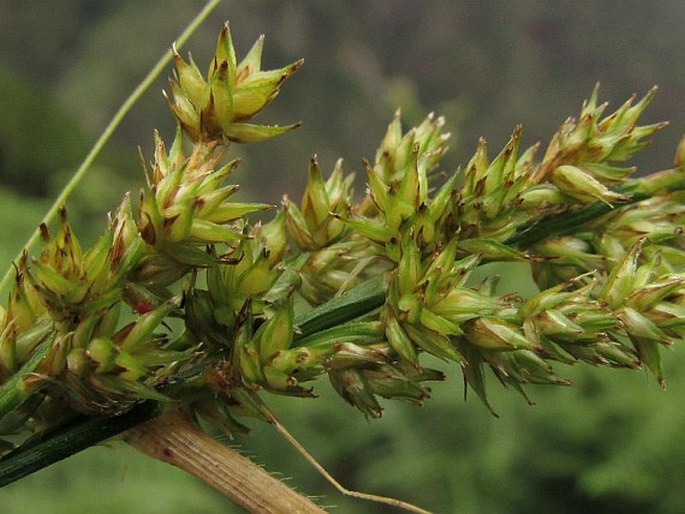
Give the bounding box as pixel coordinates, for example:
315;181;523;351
167;22;302;143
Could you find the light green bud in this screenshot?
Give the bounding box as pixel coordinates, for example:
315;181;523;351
465;317;533;351
619;307;669;344
385;312;418;364
255;299;294;362
403;323;465;364
599;237;644;309
552;165;629;205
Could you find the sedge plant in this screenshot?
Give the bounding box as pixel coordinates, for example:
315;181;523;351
1;13;685;514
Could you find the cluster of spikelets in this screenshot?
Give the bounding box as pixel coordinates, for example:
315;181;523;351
2;22;685;448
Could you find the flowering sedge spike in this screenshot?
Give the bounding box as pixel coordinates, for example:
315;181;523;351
532;85;665;183
137;128;272;263
374;110;450;185
0;213;195;419
344;112;450;247
3;19;685;479
285;156;353;250
167;22;303;143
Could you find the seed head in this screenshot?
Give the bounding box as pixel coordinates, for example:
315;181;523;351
166;22;302;143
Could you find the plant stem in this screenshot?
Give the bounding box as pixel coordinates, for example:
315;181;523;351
505;197;642;248
0;0;223;296
0;401;160;487
507;169;685;248
268;412;431;514
506;192;651;248
123;410;326;514
294;276;386;340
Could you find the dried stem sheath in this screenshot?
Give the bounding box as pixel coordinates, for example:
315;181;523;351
124;410;326;514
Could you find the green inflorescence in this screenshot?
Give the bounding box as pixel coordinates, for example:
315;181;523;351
1;21;685;459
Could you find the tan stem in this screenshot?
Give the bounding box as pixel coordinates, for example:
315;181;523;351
123;410;326;514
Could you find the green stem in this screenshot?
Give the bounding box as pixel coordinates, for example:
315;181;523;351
0;401;160;487
0;0;223;296
294;276;386;340
506;195;645;248
507;167;685;248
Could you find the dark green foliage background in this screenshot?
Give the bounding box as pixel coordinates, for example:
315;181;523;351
0;1;684;512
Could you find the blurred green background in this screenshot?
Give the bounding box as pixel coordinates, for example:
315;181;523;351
1;1;684;512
